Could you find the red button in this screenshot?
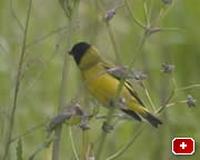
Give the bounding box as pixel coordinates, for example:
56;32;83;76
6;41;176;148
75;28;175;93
172;137;195;155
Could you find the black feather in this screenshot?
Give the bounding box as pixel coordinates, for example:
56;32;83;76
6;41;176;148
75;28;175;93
144;112;162;128
69;42;91;65
121;109;142;121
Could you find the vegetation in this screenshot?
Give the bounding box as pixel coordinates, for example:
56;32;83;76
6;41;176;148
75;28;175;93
0;0;199;159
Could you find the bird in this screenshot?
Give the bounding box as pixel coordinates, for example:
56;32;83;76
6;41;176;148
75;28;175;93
69;42;162;128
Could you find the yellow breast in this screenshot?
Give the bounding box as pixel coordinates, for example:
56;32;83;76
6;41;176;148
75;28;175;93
82;63;130;106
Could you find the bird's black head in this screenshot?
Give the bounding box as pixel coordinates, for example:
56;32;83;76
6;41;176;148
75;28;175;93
69;42;91;65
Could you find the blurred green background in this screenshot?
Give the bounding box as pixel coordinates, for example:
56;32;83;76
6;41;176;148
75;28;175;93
0;0;200;159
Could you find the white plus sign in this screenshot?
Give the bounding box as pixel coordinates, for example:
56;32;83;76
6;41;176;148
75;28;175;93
180;142;187;149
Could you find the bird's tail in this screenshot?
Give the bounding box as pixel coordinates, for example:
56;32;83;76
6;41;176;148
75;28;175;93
121;108;162;128
141;110;162;128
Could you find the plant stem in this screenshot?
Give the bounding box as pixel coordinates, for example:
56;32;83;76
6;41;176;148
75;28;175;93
10;121;46;143
143;82;156;111
105;22;121;63
97;0;121;63
105;124;144;160
51;32;70;160
52;1;80;159
155;89;175;114
26;25;68;48
176;84;200;92
143;0;150;26
69;127;80;160
96;108;114;160
2;0;32;159
125;0;145;29
10;0;24;31
80;129;89;160
51;19;72;160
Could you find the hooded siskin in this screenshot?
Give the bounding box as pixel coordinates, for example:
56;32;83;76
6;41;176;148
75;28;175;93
69;42;162;128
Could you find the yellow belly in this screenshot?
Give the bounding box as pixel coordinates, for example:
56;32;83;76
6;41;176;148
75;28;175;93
82;65;131;107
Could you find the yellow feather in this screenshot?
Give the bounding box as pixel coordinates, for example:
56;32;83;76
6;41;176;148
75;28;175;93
70;43;162;127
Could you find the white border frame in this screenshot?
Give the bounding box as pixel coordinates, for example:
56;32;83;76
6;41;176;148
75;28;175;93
172;137;195;155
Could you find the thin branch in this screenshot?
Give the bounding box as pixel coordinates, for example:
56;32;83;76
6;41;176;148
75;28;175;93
156;82;200;114
142;82;156;111
159;27;184;32
97;0;121;63
69;127;80;160
10;0;24;31
10;121;46;143
52;0;81;159
176;84;200;92
26;25;68;48
151;2;174;27
143;0;150;26
155;89;175;114
126;30;148;74
28;137;53;160
51;50;69;160
80;129;90;160
96;108;115;160
3;1;32;159
105;22;121;63
125;0;146;29
21;45;59;98
51;10;73;160
105;124;145;160
157;100;188;114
